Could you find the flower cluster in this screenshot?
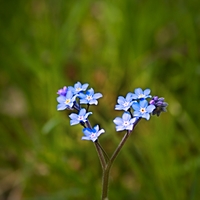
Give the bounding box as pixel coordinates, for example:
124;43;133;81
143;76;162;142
57;82;104;142
57;82;168;141
113;88;167;132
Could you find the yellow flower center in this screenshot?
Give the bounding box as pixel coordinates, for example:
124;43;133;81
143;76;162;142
76;87;81;92
65;99;70;104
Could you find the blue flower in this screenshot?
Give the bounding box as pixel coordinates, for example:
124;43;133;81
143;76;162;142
68;82;89;95
69;108;92;125
79;88;103;105
113;112;137;131
115;93;136;111
132;100;155;120
132;88;151;100
82;125;105;142
57;90;77;110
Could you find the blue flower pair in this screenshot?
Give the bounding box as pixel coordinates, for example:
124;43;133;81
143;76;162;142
57;82;168;141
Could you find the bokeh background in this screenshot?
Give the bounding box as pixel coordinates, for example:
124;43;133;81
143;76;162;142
0;0;200;199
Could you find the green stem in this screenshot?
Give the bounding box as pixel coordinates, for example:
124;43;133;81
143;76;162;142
85;120;107;169
102;164;111;200
101;118;141;200
94;141;106;169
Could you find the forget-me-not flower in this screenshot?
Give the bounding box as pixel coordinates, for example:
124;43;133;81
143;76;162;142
132;100;155;120
69;108;92;125
79;88;103;105
82;125;105;142
68;82;89;95
132;88;151;100
115;93;136;111
113;112;137;131
57;90;77;110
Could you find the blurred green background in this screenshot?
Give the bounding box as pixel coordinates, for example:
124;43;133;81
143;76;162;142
0;0;200;199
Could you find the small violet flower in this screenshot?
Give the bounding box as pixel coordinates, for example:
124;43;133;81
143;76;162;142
113;112;137;131
132;100;155;120
132;88;151;100
115;93;136;111
69;108;92;125
79;88;103;105
57;86;67;96
82;125;105;142
150;96;168;116
57;90;77;110
68;82;89;95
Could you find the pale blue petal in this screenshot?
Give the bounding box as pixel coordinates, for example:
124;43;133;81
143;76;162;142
69;113;78;120
93;125;99;132
143;113;150;120
70;119;79;125
97;129;105;136
117;96;125;104
113;117;123;125
57;95;65;103
79;93;86;99
80;99;88;104
126;92;133;100
133;111;142;117
82;83;89;90
126;124;133;130
89;99;98;105
140;100;148;108
130;117;137;124
87;88;94;95
83;128;93;136
57;103;67;110
144;89;151;95
131;94;138;99
147;105;155;112
79;109;86;116
122;112;131;121
85;112;92;118
135;88;143;95
116;125;125;131
66;90;73;98
93;93;103;99
132;103;140;111
115;105;124;110
81;136;90;141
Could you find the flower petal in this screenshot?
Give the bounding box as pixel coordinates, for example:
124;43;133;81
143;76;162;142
113;117;123;125
144;89;151;95
93;93;103;99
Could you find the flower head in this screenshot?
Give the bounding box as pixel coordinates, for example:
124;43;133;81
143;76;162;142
79;88;103;105
115;93;136;111
57;86;67;96
82;125;105;142
132;100;155;120
132;88;151;100
68;82;89;95
150;96;168;116
69;108;92;125
113;112;137;131
57;90;77;110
